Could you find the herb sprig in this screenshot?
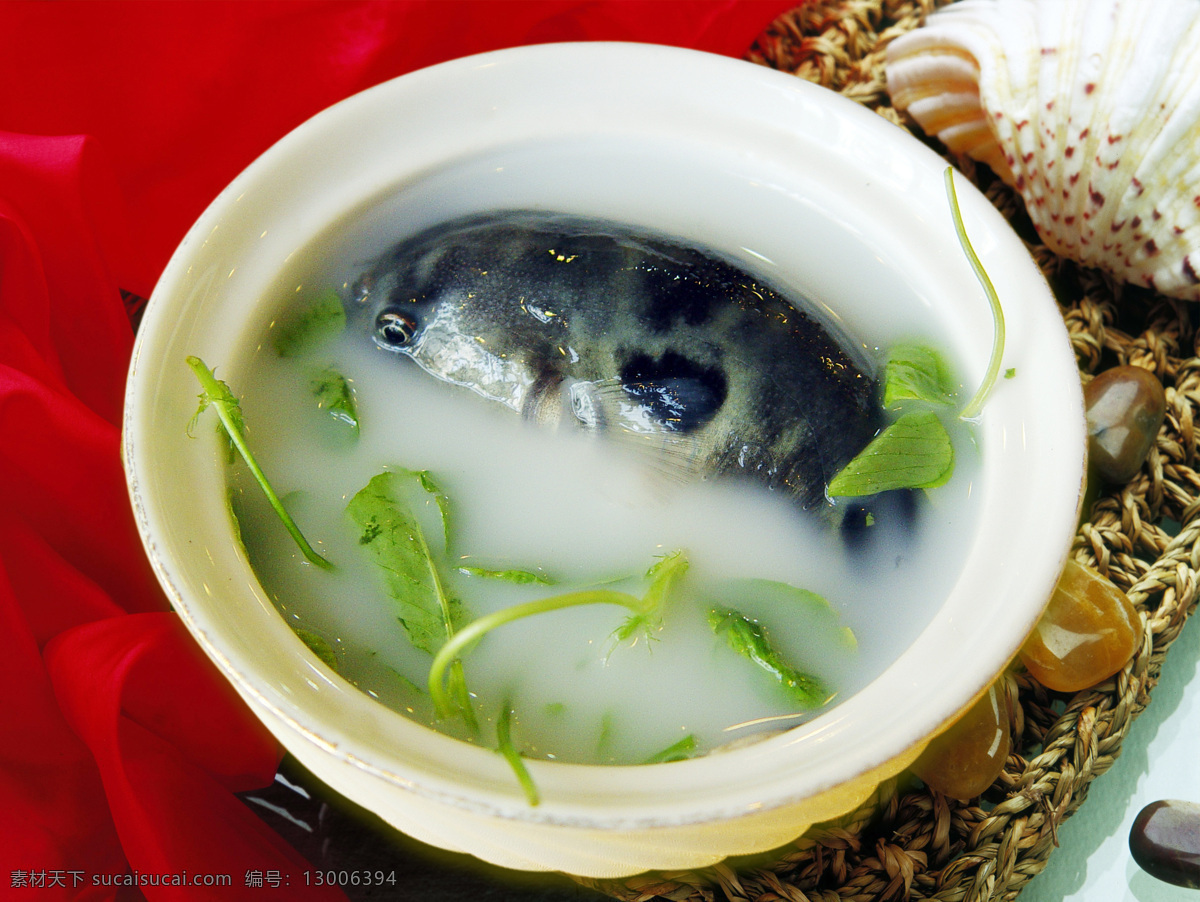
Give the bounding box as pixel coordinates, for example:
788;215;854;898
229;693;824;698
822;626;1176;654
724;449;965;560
187;356;334;569
496;700;539;806
427;551;689;719
827;166;1006;499
708;607;833;709
272;289;346;357
346;469;476;730
945;167;1007;420
827;409;954;497
643;734;698;764
309;365;360;437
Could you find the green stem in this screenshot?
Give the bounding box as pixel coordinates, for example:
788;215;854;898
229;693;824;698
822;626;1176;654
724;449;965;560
642;733;697;765
428;589;643;717
410;514;479;734
411;515;457;650
945;167;1006;421
186;356;334;570
497;699;540;806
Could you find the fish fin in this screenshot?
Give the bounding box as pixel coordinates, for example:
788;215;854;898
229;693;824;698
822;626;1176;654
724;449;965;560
568;379;712;483
616;431;712;487
569;377;722;434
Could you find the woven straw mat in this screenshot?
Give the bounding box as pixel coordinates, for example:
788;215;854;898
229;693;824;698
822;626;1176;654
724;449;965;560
575;2;1200;901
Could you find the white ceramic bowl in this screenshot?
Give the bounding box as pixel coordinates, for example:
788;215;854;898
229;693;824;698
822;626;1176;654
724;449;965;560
123;43;1085;879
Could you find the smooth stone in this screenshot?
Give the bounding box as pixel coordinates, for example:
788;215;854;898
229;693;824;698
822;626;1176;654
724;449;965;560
1130;799;1200;889
911;681;1010;800
1019;558;1140;692
1085;365;1166;483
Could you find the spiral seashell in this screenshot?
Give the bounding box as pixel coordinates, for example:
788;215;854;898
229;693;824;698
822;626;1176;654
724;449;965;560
886;0;1200;300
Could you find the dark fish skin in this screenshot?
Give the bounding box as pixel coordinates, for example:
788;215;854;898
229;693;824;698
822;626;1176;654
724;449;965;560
350;211;886;523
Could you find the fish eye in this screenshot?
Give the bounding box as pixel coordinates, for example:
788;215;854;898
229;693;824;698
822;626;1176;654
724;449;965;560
375;308;419;349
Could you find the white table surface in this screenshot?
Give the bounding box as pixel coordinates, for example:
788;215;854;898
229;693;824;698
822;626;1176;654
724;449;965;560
1019;611;1200;901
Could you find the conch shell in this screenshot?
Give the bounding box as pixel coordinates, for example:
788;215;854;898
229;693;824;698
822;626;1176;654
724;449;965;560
886;0;1200;300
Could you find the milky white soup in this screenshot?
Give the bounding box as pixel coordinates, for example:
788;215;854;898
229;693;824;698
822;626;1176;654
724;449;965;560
219;205;980;769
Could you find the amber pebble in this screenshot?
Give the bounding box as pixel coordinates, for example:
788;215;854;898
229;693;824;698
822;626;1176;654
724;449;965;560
1130;799;1200;889
1085;365;1166;483
1019;558;1140;692
910;682;1009;800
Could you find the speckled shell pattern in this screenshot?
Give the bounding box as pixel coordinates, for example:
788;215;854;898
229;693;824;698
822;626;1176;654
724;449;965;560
886;0;1200;300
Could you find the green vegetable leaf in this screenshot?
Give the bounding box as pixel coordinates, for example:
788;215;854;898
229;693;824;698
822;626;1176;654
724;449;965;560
226;484;247;549
186;356;333;569
385;667;425;696
294;627;338;671
827;409;954;497
597;711;617;759
345;469;461;655
883;344;958;407
613;549;689;643
308;366;359;437
445;663;476;732
457;566;555;585
415;469;454;551
708;607;832;709
497;699;539;806
643;734;697;764
272;289;346;357
347;469;476;731
717;579;857;653
188;369;246;464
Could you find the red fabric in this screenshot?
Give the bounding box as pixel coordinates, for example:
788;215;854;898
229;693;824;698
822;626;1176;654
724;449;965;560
0;2;796;899
0;134;338;901
0;0;794;298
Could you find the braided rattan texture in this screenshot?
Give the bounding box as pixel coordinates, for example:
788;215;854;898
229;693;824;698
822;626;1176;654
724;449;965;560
577;2;1200;900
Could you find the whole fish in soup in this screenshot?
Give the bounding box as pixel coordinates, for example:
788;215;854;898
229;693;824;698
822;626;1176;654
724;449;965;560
349;212;905;536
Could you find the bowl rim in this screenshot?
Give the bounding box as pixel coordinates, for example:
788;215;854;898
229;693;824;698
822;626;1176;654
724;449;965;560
124;40;1086;830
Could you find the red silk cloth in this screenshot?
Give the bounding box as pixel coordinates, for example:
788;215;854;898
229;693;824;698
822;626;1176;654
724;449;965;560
0;2;794;899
